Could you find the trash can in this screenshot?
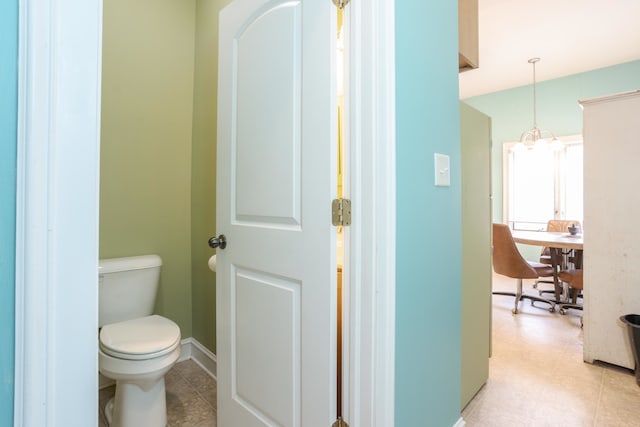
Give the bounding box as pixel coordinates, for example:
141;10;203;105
620;314;640;386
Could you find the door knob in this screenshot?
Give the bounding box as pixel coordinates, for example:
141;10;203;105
208;234;227;249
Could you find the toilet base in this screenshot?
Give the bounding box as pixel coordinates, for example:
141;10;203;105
104;378;167;427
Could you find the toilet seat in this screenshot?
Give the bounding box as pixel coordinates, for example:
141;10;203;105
100;314;181;360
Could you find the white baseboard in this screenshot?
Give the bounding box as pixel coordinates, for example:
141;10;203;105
99;336;217;389
179;337;217;379
453;416;466;427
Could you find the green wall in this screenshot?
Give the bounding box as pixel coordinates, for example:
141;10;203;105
0;0;18;424
464;60;640;225
395;1;462;425
100;0;197;336
191;0;233;353
101;0;231;352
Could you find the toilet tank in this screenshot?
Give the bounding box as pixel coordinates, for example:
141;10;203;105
99;254;162;327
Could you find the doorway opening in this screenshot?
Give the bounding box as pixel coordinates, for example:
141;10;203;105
15;0;397;425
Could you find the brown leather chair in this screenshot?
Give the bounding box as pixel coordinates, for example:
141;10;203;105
558;269;583;315
492;223;556;314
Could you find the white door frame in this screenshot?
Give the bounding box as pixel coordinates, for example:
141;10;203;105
14;0;102;425
14;0;395;426
344;1;395;425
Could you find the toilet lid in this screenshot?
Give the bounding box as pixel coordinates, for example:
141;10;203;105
100;315;181;360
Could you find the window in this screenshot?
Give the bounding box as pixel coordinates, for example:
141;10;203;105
503;135;583;231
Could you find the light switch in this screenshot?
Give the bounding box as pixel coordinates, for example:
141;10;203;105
434;153;450;187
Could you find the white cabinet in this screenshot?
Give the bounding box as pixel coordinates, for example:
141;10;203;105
581;90;640;369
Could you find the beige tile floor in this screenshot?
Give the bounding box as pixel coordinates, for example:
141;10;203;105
463;273;640;427
99;359;217;427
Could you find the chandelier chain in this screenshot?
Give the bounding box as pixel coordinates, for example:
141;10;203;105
529;57;540;129
519;57;557;146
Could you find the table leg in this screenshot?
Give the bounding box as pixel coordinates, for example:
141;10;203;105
573;249;583;269
550;247;564;303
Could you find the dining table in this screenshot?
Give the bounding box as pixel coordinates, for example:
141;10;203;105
511;230;584;303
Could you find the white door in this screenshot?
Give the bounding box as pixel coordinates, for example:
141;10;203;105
216;0;337;426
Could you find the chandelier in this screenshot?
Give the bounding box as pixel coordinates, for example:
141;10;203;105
518;57;558;149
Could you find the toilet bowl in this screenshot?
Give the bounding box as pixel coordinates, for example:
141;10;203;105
98;255;181;427
99;315;181;427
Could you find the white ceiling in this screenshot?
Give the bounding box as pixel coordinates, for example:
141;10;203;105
459;0;640;99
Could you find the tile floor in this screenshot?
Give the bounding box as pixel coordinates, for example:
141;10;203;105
462;273;640;426
98;359;217;427
99;274;640;427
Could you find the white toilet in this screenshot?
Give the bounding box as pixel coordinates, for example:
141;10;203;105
99;254;182;427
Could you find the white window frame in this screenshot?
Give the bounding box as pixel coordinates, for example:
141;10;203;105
503;134;583;231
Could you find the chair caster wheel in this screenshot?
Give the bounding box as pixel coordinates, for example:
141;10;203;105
560;309;566;315
549;306;555;313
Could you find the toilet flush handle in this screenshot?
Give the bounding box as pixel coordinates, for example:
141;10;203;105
208;234;227;250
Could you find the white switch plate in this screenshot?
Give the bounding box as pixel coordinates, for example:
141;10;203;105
434;153;450;187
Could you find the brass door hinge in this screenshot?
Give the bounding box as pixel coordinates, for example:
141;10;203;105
331;417;349;427
332;0;350;9
332;198;351;226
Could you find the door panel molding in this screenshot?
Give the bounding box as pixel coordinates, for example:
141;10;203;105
232;268;301;426
232;0;302;227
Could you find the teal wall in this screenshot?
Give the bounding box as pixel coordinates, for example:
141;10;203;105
464;60;640;224
0;0;18;425
395;2;462;425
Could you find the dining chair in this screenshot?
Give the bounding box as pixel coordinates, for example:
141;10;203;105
492;223;556;314
535;219;582;296
558;269;583;315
